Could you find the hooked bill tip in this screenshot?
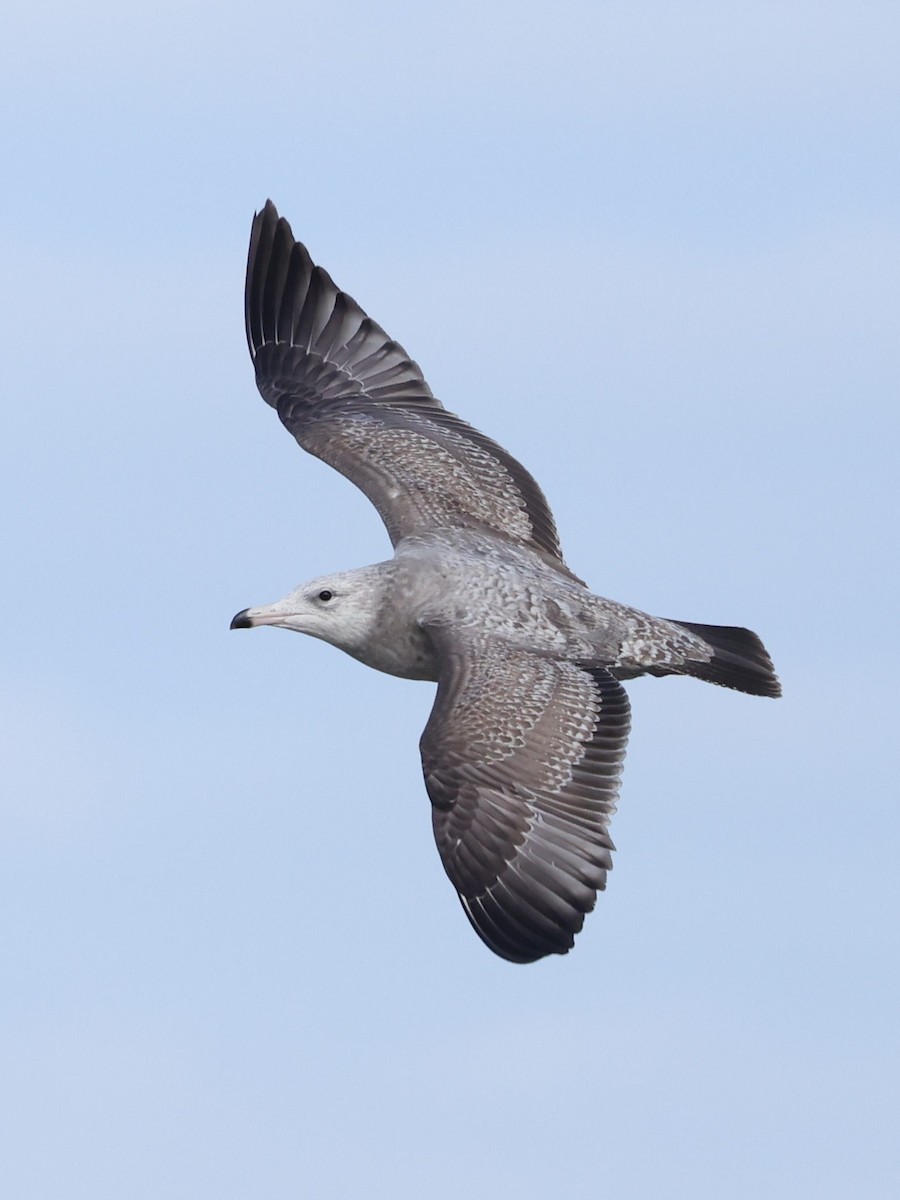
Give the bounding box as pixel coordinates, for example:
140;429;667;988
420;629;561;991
230;609;253;630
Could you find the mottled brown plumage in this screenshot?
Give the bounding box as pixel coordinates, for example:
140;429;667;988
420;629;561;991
232;201;780;963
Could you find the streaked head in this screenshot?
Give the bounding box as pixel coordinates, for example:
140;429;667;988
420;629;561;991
230;566;390;656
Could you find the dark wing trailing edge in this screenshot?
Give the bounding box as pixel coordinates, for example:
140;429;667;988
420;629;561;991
420;627;631;963
245;201;572;571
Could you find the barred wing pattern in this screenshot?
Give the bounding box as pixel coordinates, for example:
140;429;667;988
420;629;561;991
421;627;632;962
246;201;570;568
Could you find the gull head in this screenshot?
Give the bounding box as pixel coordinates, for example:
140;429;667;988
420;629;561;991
230;566;390;658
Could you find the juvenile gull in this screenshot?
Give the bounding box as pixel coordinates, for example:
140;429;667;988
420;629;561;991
232;201;780;964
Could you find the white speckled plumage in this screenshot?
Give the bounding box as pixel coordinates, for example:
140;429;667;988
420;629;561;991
233;202;780;963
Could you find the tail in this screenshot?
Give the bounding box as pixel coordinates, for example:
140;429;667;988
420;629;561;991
668;621;781;698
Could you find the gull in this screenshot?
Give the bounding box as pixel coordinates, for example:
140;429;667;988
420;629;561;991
231;202;780;963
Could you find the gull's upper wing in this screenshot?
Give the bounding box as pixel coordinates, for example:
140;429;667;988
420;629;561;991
245;201;570;570
420;626;631;963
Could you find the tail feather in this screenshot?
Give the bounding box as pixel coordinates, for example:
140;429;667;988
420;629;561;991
668;621;781;698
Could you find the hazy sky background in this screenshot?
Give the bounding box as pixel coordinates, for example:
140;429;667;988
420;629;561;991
2;3;898;1197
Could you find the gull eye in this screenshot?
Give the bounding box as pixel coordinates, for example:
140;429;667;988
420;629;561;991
317;589;334;602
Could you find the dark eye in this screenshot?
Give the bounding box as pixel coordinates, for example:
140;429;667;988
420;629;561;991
317;589;334;602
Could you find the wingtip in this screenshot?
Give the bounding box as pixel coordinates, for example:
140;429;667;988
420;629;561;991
249;199;284;244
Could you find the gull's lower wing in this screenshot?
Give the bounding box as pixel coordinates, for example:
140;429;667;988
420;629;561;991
420;626;631;963
245;201;569;568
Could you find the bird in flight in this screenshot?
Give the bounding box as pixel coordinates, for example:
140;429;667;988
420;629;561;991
232;201;780;963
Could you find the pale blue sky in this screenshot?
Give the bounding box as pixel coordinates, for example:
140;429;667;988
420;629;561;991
2;3;898;1197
